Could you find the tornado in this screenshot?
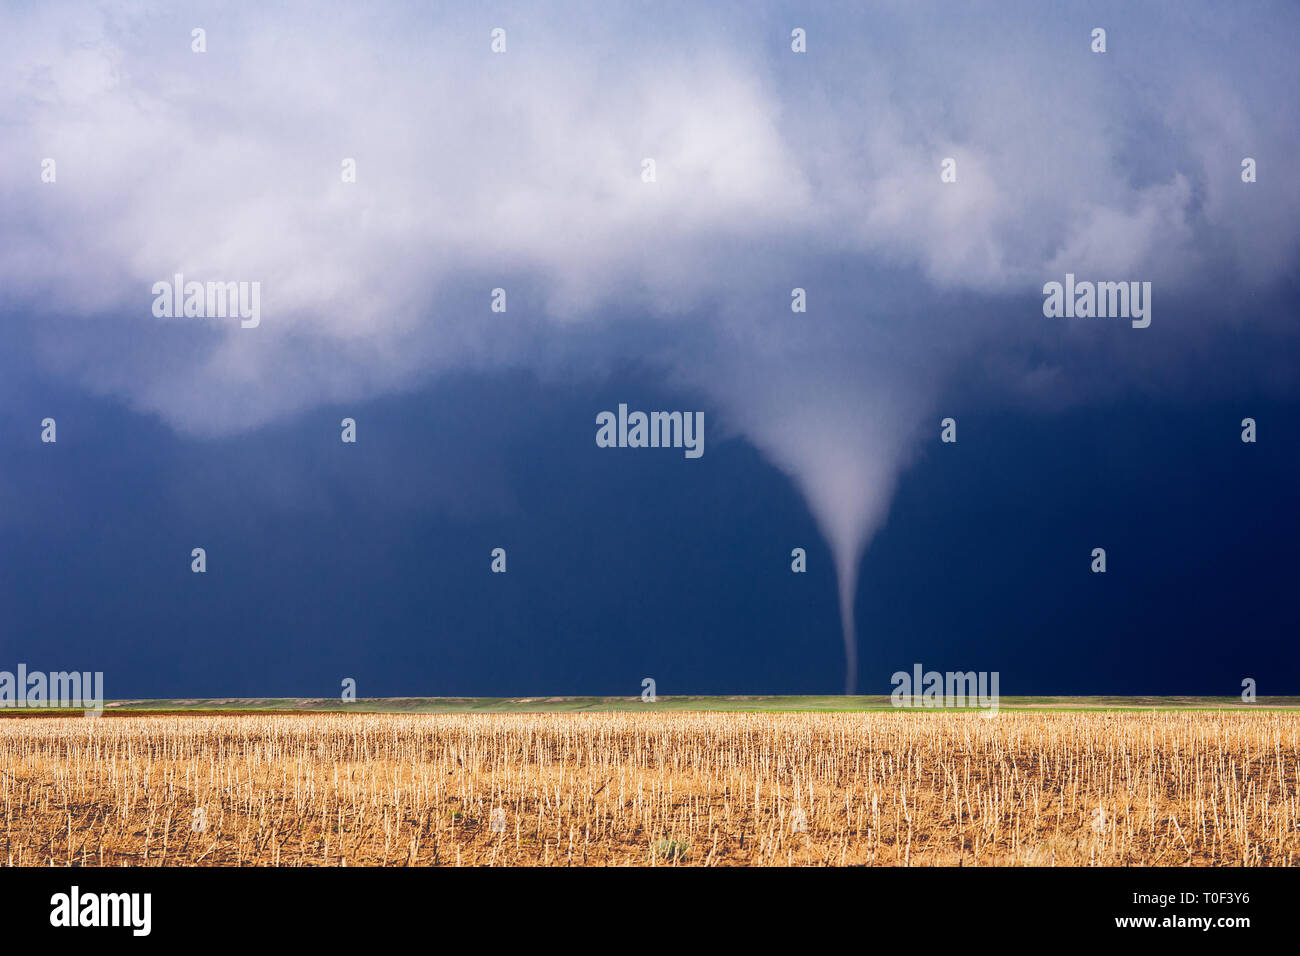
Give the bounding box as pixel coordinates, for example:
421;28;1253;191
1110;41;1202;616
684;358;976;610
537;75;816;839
838;560;859;695
697;357;923;696
792;434;905;695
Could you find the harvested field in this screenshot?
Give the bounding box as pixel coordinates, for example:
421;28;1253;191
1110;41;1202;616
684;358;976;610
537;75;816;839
2;711;1297;866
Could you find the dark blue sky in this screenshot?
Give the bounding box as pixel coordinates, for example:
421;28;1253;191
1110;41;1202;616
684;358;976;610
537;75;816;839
3;352;1296;697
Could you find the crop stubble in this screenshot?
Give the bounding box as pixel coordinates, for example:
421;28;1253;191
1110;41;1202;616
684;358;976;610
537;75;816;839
1;711;1297;866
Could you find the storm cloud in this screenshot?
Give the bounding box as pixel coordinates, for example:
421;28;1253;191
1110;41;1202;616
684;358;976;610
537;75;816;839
3;0;1298;689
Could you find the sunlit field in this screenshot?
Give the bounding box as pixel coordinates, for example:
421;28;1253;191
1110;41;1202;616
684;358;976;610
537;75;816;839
3;711;1298;866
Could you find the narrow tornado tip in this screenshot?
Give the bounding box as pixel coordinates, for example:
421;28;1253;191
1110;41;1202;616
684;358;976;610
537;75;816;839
838;569;858;696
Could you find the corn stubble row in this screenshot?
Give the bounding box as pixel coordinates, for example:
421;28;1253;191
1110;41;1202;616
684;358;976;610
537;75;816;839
1;711;1297;866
